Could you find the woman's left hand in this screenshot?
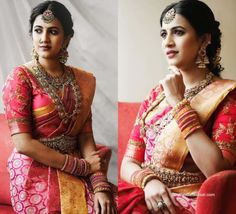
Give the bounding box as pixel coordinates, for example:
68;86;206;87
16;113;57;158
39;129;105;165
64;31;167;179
160;66;185;107
94;191;116;214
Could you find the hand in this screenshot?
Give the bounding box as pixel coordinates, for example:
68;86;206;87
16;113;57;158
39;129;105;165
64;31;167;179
85;151;102;173
94;191;116;214
144;179;178;214
159;66;185;107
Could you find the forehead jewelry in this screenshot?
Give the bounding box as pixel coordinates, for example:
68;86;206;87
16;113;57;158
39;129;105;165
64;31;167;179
42;9;55;23
163;8;176;24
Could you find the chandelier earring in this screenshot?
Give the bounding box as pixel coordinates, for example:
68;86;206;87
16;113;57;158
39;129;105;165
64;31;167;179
32;47;39;62
58;47;69;64
195;45;209;69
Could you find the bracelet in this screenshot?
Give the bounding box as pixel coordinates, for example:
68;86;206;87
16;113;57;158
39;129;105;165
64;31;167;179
173;99;202;139
94;186;111;194
130;168;158;189
90;171;111;193
61;154;91;176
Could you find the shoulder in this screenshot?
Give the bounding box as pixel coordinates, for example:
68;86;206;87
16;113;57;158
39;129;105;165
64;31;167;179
69;66;96;83
5;65;33;86
69;66;96;95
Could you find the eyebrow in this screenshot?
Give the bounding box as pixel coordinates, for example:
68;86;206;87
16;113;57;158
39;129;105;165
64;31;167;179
34;25;60;30
160;26;186;32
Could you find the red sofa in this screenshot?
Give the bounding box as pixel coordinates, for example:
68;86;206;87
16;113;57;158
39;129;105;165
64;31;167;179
0;114;14;213
118;102;236;214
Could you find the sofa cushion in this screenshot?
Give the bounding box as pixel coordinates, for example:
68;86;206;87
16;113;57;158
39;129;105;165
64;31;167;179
196;170;236;214
0;114;13;205
118;102;140;178
0;205;14;213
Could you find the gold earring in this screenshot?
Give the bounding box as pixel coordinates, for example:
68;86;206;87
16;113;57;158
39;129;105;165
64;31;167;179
32;47;39;62
195;46;209;69
58;48;69;64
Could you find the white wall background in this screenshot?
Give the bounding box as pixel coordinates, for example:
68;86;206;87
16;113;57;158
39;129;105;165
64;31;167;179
118;0;236;102
0;0;117;183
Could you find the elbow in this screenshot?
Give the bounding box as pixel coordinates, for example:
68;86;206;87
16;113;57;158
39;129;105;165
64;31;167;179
12;135;32;155
14;141;28;154
205;160;231;178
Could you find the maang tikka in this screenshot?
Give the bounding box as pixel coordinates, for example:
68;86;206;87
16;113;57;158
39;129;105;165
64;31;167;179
41;9;55;23
163;8;176;24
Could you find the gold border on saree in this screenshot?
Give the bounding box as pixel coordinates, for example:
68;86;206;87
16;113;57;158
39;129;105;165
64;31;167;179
141;162;205;188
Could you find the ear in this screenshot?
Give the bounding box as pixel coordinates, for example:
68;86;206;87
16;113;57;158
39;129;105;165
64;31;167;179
63;36;71;49
201;33;211;47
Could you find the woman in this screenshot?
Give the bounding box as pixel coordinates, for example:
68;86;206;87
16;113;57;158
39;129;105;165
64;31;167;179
3;1;116;213
118;0;236;213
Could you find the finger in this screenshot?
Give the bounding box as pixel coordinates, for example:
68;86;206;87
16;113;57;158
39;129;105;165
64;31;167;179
101;202;107;214
167;188;179;207
150;198;162;213
94;198;100;214
168;66;179;73
146;199;154;212
162;191;176;214
107;202;111;214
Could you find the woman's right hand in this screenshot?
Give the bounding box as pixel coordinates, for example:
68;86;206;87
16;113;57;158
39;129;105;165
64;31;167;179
144;179;177;214
85;151;102;173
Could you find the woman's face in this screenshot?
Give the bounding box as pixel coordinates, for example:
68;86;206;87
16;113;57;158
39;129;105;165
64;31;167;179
32;15;65;61
160;14;202;70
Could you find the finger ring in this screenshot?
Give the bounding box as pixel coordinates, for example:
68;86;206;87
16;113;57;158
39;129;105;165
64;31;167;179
156;200;166;210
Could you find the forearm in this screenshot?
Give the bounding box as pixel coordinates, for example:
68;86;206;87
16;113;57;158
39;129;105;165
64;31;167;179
186;129;231;177
12;133;65;169
120;157;142;183
78;133;97;158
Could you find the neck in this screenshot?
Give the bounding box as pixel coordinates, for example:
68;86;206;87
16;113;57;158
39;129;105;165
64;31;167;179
38;57;63;76
180;66;210;90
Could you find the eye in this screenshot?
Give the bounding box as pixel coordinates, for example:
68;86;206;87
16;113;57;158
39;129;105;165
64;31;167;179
160;31;167;39
50;29;59;35
34;28;42;34
174;29;184;36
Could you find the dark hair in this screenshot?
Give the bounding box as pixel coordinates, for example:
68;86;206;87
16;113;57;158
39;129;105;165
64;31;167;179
29;1;74;38
160;0;223;76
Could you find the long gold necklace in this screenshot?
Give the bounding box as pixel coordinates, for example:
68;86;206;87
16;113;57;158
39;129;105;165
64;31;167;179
32;62;82;124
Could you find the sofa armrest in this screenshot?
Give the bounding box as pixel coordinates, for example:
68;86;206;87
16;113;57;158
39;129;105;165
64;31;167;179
118;102;140;178
196;170;236;214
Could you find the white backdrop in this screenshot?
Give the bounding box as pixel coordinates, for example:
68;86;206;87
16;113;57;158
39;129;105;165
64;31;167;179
0;0;117;183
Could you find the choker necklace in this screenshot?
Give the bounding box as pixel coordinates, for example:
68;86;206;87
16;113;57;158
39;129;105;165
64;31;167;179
184;72;214;100
32;62;82;124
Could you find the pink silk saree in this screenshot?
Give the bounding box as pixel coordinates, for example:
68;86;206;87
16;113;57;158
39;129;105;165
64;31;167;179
118;80;236;214
3;66;116;213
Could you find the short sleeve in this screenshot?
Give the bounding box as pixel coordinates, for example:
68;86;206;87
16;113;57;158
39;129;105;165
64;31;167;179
2;67;32;135
124;85;162;164
211;89;236;166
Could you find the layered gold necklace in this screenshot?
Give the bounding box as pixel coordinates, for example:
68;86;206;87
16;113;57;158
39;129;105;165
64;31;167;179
32;62;82;124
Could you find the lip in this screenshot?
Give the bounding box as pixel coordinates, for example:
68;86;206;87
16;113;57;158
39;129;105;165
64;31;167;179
166;50;178;58
39;45;51;51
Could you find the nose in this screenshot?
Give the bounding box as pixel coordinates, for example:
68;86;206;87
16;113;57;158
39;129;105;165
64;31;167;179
40;31;50;43
163;33;175;48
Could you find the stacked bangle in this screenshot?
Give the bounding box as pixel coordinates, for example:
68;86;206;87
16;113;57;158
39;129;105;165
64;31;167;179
61;154;91;176
90;171;111;194
173;99;202;139
131;168;158;189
